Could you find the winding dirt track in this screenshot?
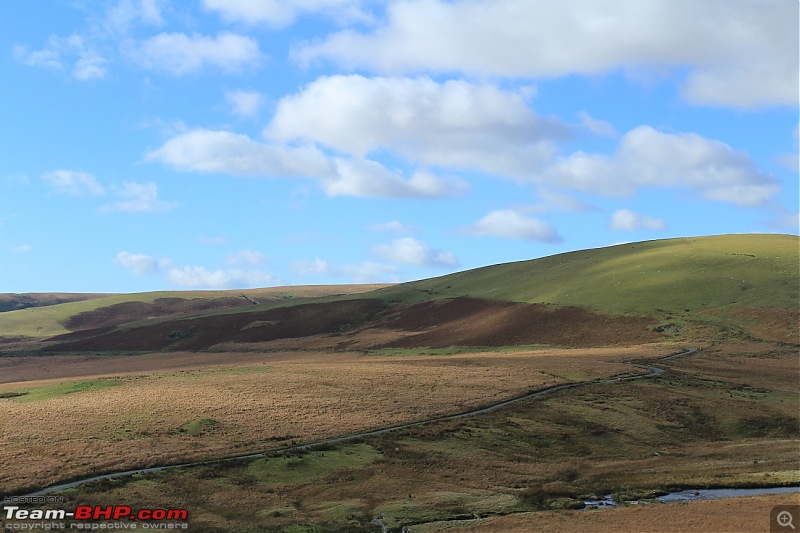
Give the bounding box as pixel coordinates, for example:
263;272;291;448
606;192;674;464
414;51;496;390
6;348;696;500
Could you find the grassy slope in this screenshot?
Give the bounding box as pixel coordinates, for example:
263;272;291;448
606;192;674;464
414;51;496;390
1;234;795;338
0;285;388;338
374;234;799;314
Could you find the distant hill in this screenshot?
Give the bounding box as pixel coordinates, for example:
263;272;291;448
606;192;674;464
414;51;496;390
375;234;799;314
0;234;796;350
0;293;108;313
0;284;390;339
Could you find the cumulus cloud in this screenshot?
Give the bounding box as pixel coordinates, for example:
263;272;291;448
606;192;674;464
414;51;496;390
166;265;277;289
226;90;265;118
335;261;398;282
609;209;666;231
41;170;105;196
134;32;262;74
325;160;466;198
101;182;176;213
292;257;330;277
147;128;467;198
296;0;797;108
115;250;277;288
226;248;266;266
115;251;162;275
147;129;332;176
267;75;570;179
371;237;457;267
202;0;368;27
465;210;562;242
543;126;780;206
291;257;397;282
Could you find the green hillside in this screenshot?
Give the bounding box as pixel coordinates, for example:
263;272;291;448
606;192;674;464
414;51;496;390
375;234;799;314
0;285;387;338
0;234;795;340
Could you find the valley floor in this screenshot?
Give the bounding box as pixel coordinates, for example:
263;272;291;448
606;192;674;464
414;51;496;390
1;340;797;531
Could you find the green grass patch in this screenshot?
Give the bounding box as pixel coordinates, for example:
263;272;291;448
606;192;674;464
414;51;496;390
373;234;799;314
376;490;521;526
366;345;560;357
247;444;381;487
180;418;222;435
5;378;121;402
308;499;365;522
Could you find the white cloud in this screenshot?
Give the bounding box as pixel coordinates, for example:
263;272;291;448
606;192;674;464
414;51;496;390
41;170;105;196
296;0;797;108
267;75;569;180
292;257;398;283
226;248;266;266
134;32;262;75
202;0;369;27
14;34;108;80
368;220;418;234
104;0;166;34
115;251;162;275
13;41;62;71
73;51;108;80
115;250;277;288
465;210;562;243
292;257;330;277
226;90;264;118
147;129;332;176
166;265;277;289
533;190;596;213
325;160;467;198
609;209;666;231
578;112;617;138
12;244;32;253
543;126;780;207
371;237;457;267
101;182;175;213
335;261;398;283
147;128;466;198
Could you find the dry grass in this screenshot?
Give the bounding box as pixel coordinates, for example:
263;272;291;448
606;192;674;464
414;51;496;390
1;342;795;532
416;493;800;532
0;346;661;495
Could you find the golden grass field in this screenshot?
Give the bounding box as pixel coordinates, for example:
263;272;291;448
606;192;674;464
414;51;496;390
0;346;659;495
1;341;795;532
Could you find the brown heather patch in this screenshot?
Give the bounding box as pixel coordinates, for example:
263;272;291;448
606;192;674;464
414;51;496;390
0;347;659;495
705;306;800;344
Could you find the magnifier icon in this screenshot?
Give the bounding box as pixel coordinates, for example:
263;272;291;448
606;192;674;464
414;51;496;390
778;510;796;529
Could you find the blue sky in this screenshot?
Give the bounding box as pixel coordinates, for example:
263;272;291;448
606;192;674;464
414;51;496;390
1;0;798;293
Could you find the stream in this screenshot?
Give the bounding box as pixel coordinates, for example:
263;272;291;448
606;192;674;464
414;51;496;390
584;486;800;508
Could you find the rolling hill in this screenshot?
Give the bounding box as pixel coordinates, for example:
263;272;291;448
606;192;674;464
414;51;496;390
0;234;796;352
376;233;799;312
